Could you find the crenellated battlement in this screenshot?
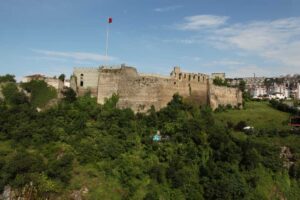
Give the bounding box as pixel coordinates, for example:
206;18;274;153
170;67;209;83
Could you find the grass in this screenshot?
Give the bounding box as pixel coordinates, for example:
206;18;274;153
215;101;300;158
0;140;13;157
214;101;290;130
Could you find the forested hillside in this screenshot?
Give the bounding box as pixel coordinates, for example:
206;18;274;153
0;77;300;199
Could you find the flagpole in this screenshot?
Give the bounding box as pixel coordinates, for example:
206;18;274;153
105;22;109;60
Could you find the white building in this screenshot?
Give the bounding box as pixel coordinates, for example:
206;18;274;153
251;86;267;98
269;83;290;99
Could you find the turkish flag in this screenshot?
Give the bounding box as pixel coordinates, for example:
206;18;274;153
108;17;112;23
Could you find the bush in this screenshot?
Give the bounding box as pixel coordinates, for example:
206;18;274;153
0;74;16;83
1;83;28;105
61;88;77;103
21;80;57;107
269;99;299;115
235;121;247;131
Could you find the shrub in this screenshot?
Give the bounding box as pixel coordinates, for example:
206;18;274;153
21;80;57;107
235;121;247;131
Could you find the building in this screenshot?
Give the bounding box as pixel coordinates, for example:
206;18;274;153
71;65;243;112
250;86;267;98
269;83;290;99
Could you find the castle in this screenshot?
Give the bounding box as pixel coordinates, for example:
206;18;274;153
70;64;242;112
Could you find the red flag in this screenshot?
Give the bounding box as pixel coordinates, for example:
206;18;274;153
108;17;112;23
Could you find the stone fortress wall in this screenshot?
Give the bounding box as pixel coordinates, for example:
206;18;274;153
71;64;242;112
209;85;243;109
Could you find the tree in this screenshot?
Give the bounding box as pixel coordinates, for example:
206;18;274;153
1;83;19;103
47;153;74;184
21;80;57;107
238;80;246;93
0;74;16;83
1;83;28;105
61;88;77;103
58;74;65;82
213;77;229;86
2;151;45;187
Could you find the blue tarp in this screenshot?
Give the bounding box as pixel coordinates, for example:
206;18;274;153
153;134;161;141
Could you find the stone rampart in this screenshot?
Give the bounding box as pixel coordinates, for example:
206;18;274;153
73;66;242;112
209;85;243;110
97;68;209;112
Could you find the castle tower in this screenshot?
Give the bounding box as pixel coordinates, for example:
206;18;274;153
170;66;181;79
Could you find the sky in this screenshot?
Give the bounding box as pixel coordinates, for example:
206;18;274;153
0;0;300;80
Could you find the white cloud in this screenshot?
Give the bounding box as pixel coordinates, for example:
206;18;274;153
31;49;116;62
154;5;182;12
162;38;202;44
174;16;300;75
202;60;245;67
210;17;300;68
176;15;229;30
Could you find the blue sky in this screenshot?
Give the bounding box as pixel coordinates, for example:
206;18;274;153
0;0;299;80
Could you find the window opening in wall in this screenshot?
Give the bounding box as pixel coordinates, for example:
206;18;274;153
189;74;191;81
198;76;200;82
174;82;176;85
188;83;192;95
79;73;84;87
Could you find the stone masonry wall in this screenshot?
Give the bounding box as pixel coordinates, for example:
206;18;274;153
209;85;243;110
97;66;209;112
73;67;99;97
73;66;242;112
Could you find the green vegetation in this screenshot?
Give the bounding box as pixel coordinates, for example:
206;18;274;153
1;83;28;105
0;74;16;83
214;101;290;130
213;77;229;86
0;81;300;199
59;74;65;82
270;99;300;115
21;80;57;107
61;87;77;103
